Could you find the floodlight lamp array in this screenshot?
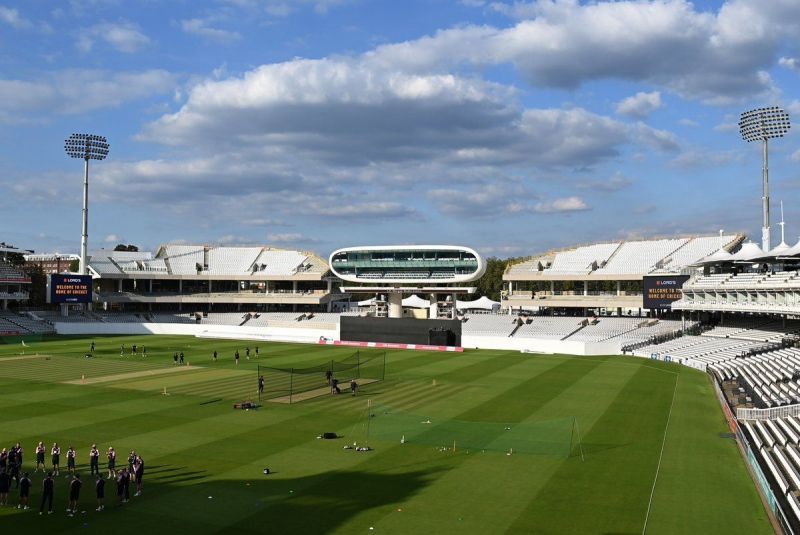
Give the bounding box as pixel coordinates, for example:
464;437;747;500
64;133;110;160
739;107;791;142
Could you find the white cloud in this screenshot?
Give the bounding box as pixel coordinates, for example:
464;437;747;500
679;118;699;127
790;149;800;163
0;6;31;28
104;234;120;243
366;0;799;102
533;197;589;214
78;22;150;53
181;19;241;43
780;57;800;71
616;91;661;119
141;56;672;172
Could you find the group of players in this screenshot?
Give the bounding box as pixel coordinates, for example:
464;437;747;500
97;341;262;366
0;442;144;516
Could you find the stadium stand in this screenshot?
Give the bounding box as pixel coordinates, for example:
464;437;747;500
594;238;686;275
547;243;620;274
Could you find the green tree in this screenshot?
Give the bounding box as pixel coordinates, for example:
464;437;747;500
69;259;80;272
114;244;139;252
472;257;511;301
24;264;47;307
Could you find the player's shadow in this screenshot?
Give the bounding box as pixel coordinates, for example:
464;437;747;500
204;466;445;533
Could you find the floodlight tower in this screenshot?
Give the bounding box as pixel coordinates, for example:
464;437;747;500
64;134;109;275
739;107;791;252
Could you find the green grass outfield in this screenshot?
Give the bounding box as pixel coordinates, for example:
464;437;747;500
0;335;772;534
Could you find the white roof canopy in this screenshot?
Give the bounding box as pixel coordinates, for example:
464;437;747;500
729;242;765;262
698;247;735;265
457;296;500;310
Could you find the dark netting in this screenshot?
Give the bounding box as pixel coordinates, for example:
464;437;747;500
259;352;385;403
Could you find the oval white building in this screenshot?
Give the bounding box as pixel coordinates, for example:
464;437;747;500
329;245;485;284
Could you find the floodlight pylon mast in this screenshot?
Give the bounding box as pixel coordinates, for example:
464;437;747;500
64;133;110;276
81;157;89;276
739;107;791;252
762;136;769;251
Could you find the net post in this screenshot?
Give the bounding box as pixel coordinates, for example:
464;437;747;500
289;368;294;404
366;399;372;445
573;417;585;462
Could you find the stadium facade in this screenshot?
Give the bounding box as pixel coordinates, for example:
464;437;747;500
330;245;485;320
87;245;345;312
0;245;30;313
503;234;744;313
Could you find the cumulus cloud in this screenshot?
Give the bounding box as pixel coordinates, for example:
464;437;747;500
104;234;120;243
77;21;150;53
533;196;589;214
367;0;800;102
780;57;800;71
790;149;800;163
141;55;675;173
616;91;661;119
181;19;241;42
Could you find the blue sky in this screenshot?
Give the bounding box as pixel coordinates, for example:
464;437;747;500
1;0;799;258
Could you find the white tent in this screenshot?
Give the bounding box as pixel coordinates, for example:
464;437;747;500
729;241;765;262
698;248;735;264
358;295;431;308
402;294;430;308
457;296;500;311
778;238;800;258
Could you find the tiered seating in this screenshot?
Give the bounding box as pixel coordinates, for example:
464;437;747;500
149;313;197;324
0;262;27;280
547;243;619;274
87;256;122;275
567;318;686;343
119;258;168;273
514;317;586;340
708;347;800;408
461;314;517;337
252;250;307;276
703;318;800;343
633;336;764;365
614;319;688;344
740;416;800;520
595;238;686;275
162;246;205;275
652;235;738;273
0;312;55;333
207;247;262;275
34;311;98;323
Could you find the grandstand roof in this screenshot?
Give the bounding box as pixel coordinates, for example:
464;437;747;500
88;245;329;281
505;234;744;281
